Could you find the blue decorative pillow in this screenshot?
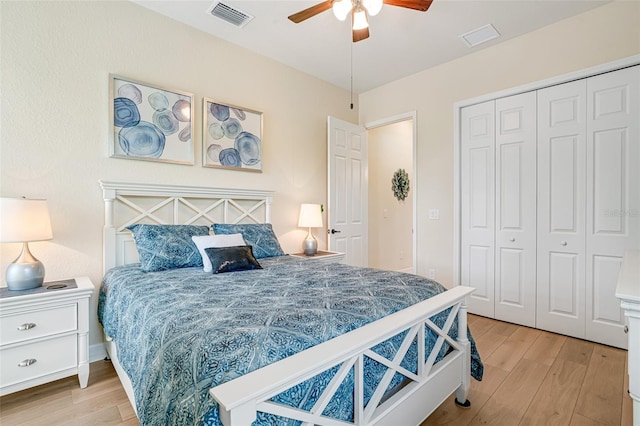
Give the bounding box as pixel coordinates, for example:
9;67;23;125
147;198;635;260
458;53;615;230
204;246;262;274
127;224;210;272
212;223;285;259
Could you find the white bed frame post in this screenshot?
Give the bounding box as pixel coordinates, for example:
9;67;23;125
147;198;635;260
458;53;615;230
102;186;116;274
218;402;257;426
455;295;471;407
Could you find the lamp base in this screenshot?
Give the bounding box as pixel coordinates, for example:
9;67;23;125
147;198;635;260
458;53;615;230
302;230;318;256
6;242;45;291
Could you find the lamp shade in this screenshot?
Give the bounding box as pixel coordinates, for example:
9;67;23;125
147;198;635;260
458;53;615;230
0;198;53;243
298;204;323;228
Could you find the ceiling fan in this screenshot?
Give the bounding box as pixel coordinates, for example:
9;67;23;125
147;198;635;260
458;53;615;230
288;0;433;42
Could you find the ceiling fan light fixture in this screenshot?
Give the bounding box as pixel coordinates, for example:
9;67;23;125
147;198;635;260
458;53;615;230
352;8;368;30
332;0;352;21
362;0;382;16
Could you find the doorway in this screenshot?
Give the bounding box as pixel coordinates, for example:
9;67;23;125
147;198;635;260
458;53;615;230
366;112;416;273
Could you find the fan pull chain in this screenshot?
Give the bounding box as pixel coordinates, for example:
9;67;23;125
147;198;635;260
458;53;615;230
350;40;354;110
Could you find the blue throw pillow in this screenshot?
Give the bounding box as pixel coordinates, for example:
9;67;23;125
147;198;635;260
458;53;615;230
212;223;284;259
205;246;262;274
127;224;210;272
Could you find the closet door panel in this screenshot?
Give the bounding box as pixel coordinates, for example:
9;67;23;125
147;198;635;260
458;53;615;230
537;79;587;338
461;101;495;318
495;92;537;327
585;65;640;348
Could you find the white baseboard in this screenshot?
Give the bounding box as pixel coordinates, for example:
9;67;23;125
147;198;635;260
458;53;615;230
90;342;107;362
397;267;415;274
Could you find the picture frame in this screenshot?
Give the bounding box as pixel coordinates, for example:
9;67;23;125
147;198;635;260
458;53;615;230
202;97;263;172
109;74;194;165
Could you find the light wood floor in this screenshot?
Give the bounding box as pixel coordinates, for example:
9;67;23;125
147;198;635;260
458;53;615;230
0;315;632;425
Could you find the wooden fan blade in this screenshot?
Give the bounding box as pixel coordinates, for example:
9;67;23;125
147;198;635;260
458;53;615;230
353;26;370;42
288;1;333;23
383;0;433;12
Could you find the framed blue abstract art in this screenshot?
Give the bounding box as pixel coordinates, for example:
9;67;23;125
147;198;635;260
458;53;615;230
109;75;194;165
202;97;262;172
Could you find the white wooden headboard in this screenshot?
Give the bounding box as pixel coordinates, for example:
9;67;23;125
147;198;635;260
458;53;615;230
99;181;274;273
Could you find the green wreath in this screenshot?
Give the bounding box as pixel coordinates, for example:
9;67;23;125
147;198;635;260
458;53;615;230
391;168;410;201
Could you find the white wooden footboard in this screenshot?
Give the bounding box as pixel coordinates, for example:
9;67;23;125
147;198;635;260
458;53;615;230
210;286;475;426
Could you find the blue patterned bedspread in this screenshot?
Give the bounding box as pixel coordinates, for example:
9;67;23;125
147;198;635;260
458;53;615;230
98;255;483;425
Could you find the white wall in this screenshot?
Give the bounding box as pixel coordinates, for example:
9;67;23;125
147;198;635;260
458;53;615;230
368;120;413;271
359;1;640;287
0;1;356;347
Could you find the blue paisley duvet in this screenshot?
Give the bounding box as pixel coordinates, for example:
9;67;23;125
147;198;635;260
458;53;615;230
98;255;483;425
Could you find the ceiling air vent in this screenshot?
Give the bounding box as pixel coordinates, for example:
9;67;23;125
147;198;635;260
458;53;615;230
207;1;254;28
459;24;500;48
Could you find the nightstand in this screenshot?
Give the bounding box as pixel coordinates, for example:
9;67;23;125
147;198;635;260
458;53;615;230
290;250;345;264
0;276;94;396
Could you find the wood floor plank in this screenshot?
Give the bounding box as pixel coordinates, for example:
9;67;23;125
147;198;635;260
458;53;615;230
484;326;541;372
570;413;607;425
523;330;567;366
467;315;498;339
118;400;137;421
489;321;519;337
422;364;509;425
472;327;510;360
574;345;626;426
520;359;587;425
556;337;595;366
469;358;550;425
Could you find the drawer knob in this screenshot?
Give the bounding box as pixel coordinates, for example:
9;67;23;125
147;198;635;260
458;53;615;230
560;241;567;246
18;359;37;367
624;325;629;334
17;323;37;331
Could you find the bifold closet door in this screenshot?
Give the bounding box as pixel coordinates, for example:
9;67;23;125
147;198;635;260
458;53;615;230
585;65;640;349
537;79;587;338
494;92;537;327
461;101;495;318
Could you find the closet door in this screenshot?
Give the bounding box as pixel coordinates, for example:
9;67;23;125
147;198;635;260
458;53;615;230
585;65;640;349
494;92;537;326
461;101;495;318
537;80;587;338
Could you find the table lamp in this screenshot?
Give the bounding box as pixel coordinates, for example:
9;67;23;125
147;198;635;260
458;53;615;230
0;198;53;290
298;203;323;255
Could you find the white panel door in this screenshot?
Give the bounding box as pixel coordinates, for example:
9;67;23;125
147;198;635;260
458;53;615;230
537;79;587;338
461;101;495;318
585;65;640;349
494;92;537;327
328;116;368;267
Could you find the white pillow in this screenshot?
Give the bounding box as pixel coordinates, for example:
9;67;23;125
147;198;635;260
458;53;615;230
192;233;246;272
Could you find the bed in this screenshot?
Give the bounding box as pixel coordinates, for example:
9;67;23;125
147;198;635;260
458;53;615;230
98;181;483;425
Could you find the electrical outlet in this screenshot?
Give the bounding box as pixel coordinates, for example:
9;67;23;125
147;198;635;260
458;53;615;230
427;269;436;279
428;209;440;220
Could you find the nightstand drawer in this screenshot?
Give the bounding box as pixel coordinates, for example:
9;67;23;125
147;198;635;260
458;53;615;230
0;304;78;346
0;334;77;387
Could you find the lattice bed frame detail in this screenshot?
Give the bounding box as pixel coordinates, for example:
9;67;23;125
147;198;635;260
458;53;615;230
210;286;473;426
99;180;274;273
99;181;475;426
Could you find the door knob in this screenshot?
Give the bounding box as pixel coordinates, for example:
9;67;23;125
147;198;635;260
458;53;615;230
329;229;341;234
561;241;567;246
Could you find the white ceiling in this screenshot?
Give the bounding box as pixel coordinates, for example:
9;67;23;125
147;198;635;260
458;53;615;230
132;0;608;93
